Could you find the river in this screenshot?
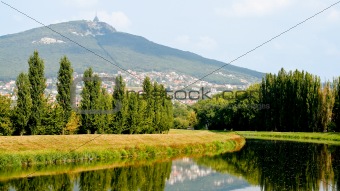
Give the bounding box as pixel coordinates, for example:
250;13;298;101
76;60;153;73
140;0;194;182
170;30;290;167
0;140;339;191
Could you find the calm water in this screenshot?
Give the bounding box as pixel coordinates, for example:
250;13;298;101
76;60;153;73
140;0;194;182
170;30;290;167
0;140;339;191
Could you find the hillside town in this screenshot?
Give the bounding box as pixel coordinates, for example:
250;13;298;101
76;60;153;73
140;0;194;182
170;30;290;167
0;70;250;105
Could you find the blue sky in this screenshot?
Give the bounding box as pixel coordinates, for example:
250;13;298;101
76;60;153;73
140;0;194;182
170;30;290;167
1;0;340;80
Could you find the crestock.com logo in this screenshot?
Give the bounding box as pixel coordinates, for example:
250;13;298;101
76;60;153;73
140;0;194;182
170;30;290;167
71;77;269;114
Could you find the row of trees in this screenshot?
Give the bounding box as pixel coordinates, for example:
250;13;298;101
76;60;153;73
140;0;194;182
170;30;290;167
193;68;340;132
258;68;335;132
0;51;173;135
78;68;173;134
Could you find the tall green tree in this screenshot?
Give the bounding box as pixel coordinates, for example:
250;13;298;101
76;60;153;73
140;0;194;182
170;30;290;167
97;88;112;133
112;75;128;134
13;73;32;135
56;56;73;125
0;95;13;135
79;68;102;134
153;82;162;133
142;77;154;133
127;92;139;134
28;51;46;135
318;82;335;132
332;77;340;132
42;103;64;135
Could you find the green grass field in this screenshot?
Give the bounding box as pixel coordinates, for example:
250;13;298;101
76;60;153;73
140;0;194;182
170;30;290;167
0;130;245;168
236;131;340;145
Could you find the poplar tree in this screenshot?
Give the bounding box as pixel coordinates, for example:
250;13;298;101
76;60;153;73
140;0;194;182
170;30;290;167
318;82;334;132
28;51;46;135
0;95;13;135
79;68;102;134
97;88;112;133
332;77;340;132
127;92;139;134
142;77;154;133
56;56;73;125
112;75;128;133
13;73;32;135
153;82;162;133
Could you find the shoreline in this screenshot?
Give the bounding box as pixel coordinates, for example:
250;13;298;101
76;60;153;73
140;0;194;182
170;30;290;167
235;131;340;145
0;130;245;169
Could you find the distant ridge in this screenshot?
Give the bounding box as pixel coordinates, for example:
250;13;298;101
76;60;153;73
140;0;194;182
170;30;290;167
0;19;263;84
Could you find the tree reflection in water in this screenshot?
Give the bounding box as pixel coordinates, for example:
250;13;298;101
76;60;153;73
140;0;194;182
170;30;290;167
0;162;171;191
196;140;340;191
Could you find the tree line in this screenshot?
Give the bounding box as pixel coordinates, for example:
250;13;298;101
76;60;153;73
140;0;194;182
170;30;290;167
193;68;340;132
0;51;173;135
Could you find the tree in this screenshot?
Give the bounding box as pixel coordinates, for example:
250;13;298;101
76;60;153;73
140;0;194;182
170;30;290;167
127;92;139;134
13;73;32;135
112;75;128;134
79;68;102;134
42;103;64;135
0;95;13;135
56;56;73;125
153;82;162;133
318;82;335;132
332;77;340;132
65;111;80;134
97;88;113;133
142;77;154;133
28;51;46;135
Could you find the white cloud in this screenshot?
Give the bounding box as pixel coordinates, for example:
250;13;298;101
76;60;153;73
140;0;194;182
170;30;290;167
215;0;292;17
97;11;131;29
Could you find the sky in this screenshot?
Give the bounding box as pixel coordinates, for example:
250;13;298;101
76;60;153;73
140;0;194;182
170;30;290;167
1;0;340;80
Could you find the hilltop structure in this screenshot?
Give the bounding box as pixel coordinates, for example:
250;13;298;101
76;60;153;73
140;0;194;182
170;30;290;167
93;14;99;22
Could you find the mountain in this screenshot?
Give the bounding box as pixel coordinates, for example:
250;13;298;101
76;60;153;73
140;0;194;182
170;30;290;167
0;19;263;85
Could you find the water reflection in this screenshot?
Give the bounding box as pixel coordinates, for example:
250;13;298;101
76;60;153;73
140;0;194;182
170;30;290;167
0;140;339;191
0;162;172;191
196;140;340;191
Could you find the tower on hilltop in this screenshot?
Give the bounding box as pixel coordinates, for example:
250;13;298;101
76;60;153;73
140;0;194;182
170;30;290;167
93;13;99;22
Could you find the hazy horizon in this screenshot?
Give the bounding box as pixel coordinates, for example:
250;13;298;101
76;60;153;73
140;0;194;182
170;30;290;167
1;0;340;80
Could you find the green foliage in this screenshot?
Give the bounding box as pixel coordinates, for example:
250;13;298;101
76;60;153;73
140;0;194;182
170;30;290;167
111;75;173;134
64;111;80;134
3;51;174;136
12;73;32;135
193;68;339;132
258;68;329;132
28;51;47;135
173;117;189;129
56;56;73;125
112;75;128;134
79;68;102;134
332;77;340;132
0;95;13;135
41;103;64;135
193;89;259;130
172;101;196;129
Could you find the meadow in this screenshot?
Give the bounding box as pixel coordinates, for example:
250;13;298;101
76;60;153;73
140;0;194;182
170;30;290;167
0;129;245;168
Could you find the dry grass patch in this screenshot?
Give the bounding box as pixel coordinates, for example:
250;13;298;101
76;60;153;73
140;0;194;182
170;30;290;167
0;130;244;168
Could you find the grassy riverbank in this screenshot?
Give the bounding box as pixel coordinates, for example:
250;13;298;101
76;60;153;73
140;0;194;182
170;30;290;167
236;131;340;145
0;130;244;168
